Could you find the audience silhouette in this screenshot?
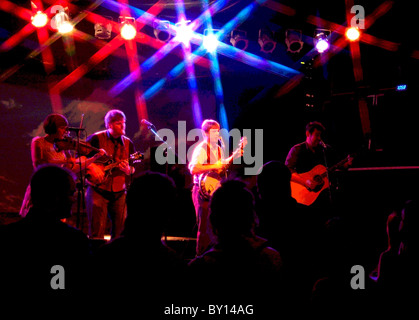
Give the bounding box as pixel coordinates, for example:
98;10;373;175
90;171;188;312
255;160;319;310
310;216;368;314
373;211;402;283
188;179;283;315
3;160;419;316
371;199;419;311
0;165;90;300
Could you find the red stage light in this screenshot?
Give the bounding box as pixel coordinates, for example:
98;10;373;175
120;17;137;40
346;27;361;41
31;11;48;28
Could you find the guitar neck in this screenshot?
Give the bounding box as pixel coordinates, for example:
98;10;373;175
104;162;120;172
227;138;247;165
323;154;352;176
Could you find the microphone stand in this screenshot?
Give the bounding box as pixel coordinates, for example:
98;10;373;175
321;145;334;209
75;114;86;231
145;123;184;174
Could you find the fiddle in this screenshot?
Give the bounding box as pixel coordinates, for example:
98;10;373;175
54;137;101;156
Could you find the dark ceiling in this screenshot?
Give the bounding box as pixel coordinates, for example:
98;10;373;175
1;0;417;94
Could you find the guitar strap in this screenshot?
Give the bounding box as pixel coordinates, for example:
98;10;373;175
206;142;221;165
95;131;131;192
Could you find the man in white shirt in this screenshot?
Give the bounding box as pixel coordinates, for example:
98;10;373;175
189;119;243;256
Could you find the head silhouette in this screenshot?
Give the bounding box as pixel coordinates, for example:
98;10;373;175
257;160;292;201
124;171;177;238
29;164;76;220
209;179;257;240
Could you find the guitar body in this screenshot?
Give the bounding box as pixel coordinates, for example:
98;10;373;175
290;164;330;206
198;171;223;200
197;137;247;200
85;162;109;186
86;151;143;186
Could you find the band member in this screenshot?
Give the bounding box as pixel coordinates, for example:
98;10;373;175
285;121;352;211
85;109;135;239
188;119;244;256
285;121;327;190
19;113;105;217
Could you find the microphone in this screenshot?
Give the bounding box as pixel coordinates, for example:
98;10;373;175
141;119;155;128
67;127;85;131
218;138;224;148
319;140;327;149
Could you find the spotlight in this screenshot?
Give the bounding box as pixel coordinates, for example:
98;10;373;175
154;20;172;42
258;29;276;53
314;29;330;53
203;29;219;53
31;11;48;28
396;84;407;91
285;29;304;53
345;27;361;41
119;17;136;40
230;30;248;51
94;16;112;40
175;19;193;46
52;9;73;34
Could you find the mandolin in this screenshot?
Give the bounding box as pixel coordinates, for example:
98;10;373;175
85;151;143;186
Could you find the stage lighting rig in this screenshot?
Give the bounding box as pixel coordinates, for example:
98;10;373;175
285;29;304;53
154;20;172;42
119;16;136;40
203;29;220;53
94;16;112;40
230;30;248;51
175;19;193;46
314;29;330;53
31;11;48;28
258;28;276;53
345;27;361;41
52;8;73;34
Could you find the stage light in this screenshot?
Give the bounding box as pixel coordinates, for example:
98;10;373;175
154;20;172;42
31;11;48;28
175;19;193;46
285;29;304;53
94;16;112;40
54;10;73;34
258;29;276;53
345;27;361;41
203;29;220;53
119;17;136;40
314;29;330;53
230;30;248;51
315;38;329;53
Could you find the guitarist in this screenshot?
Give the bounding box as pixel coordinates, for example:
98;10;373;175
188;119;244;256
85;109;135;239
285;121;352;213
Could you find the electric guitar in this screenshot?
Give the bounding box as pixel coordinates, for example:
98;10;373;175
86;151;143;186
198;137;247;200
290;154;354;206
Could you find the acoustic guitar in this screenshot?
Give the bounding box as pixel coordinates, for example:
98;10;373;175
198;137;247;200
290;154;354;206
